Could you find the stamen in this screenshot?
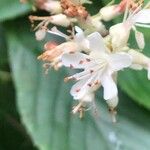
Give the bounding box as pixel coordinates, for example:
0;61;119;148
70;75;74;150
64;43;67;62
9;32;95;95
70;64;74;68
72;101;83;114
64;76;76;82
94;80;100;85
87;83;92;87
75;88;81;92
79;60;84;64
69;51;75;54
43;63;51;74
64;77;71;82
90;70;94;73
29;15;51;21
86;58;91;62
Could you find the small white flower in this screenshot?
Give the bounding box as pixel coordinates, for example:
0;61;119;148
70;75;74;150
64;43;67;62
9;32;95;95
62;32;132;100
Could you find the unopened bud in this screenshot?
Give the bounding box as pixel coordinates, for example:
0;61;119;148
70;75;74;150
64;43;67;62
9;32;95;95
50;14;71;27
91;17;108;35
100;5;121;21
128;49;150;66
109;23;130;50
44;1;62;14
128;49;150;80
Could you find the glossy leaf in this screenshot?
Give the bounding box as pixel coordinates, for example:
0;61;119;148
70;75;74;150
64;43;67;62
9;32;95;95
6;20;150;150
0;0;31;21
118;28;150;109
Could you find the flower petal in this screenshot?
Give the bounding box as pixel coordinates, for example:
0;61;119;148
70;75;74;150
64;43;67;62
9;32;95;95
70;76;90;99
74;26;85;41
134;9;150;24
48;26;69;39
101;75;118;100
109;52;132;72
71;72;99;99
62;52;90;69
87;32;106;52
75;26;84;33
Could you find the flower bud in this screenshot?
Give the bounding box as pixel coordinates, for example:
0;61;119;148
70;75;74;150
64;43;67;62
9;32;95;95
91;17;108;35
109;23;130;51
50;14;72;27
128;49;150;66
44;1;62;14
35;29;46;41
128;49;150;80
99;5;121;21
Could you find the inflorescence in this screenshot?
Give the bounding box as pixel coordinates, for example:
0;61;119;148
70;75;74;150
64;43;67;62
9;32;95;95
22;0;150;122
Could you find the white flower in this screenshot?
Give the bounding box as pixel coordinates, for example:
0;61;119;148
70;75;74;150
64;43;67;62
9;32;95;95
62;32;132;100
109;8;150;50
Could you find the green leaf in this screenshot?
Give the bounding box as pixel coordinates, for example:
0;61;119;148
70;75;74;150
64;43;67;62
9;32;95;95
5;19;150;150
118;28;150;109
0;28;37;149
0;0;31;22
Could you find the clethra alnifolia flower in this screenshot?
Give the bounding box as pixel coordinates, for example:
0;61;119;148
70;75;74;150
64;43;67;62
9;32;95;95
26;0;150;121
62;32;132;119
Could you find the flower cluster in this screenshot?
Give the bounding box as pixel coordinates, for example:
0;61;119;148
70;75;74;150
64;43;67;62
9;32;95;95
27;0;150;122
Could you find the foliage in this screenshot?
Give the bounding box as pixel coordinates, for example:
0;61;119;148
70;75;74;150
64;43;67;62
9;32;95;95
0;0;150;150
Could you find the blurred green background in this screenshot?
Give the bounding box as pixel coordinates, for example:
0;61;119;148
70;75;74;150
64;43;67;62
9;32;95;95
0;0;150;150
